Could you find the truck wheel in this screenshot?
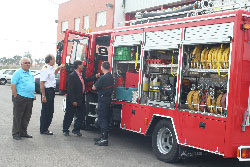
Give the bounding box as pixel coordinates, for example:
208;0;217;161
0;79;7;85
152;119;179;163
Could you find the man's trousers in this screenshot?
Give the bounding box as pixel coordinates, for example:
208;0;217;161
12;95;33;136
63;99;85;133
40;88;55;133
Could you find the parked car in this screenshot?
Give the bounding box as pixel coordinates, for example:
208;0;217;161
0;69;7;76
0;69;17;85
34;72;60;93
30;70;39;76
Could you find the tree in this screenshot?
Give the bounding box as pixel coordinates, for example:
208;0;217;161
34;58;44;66
0;57;7;65
0;57;14;65
13;55;22;65
6;58;14;65
23;52;33;65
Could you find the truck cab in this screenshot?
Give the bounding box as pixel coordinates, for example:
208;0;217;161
57;29;112;124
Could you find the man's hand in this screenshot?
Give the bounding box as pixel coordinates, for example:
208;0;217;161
72;102;78;107
55;64;65;74
92;85;97;90
60;64;65;69
42;96;47;103
11;84;17;98
96;73;100;78
34;96;36;100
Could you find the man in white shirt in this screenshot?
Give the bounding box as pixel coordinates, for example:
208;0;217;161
40;54;64;135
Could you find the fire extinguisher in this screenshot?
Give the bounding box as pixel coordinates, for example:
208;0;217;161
116;76;124;87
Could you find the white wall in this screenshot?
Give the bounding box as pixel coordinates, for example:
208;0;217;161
114;0;125;28
124;0;250;13
124;0;195;13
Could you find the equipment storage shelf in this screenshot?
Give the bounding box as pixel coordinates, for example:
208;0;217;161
148;64;178;68
140;49;179;109
188;68;228;73
178;43;231;118
113;45;141;104
116;60;141;64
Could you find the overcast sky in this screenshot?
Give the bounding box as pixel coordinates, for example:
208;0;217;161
0;0;69;60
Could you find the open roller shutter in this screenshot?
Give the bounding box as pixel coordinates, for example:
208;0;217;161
113;33;143;46
183;22;234;44
144;29;182;51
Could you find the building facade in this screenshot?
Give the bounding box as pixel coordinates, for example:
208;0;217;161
57;0;241;43
57;0;115;42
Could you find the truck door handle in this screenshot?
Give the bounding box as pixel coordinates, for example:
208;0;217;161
200;122;206;129
132;109;135;115
199;122;206;129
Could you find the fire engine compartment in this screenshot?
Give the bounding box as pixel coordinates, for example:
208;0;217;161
140;49;179;108
112;45;141;103
112;43;230;118
112;46;180;108
178;43;230;117
112;20;233;118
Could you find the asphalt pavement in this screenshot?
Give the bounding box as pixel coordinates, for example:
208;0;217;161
0;84;249;167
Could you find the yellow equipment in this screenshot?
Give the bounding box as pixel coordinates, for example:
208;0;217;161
207;95;216;113
187;90;196;110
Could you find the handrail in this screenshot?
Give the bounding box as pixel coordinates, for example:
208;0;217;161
242;86;250;131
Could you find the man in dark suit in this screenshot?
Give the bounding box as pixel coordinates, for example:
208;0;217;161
62;60;99;136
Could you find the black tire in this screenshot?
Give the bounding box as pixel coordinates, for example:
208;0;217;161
152;119;179;163
0;79;7;85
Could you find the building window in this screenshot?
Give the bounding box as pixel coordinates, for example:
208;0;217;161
74;17;80;31
83;15;89;30
61;21;68;32
96;11;106;27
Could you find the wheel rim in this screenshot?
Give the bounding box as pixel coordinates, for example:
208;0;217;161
0;79;5;84
157;127;173;154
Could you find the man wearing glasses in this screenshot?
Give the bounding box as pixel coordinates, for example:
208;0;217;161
11;57;35;140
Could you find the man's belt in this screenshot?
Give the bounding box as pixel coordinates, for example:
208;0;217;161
102;85;113;90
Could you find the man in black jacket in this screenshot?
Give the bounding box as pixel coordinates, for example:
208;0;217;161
92;61;114;146
62;60;99;136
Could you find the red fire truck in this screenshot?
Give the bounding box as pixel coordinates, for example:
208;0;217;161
56;2;250;162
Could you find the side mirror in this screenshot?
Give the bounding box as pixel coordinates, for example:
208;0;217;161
56;50;62;66
56;41;64;65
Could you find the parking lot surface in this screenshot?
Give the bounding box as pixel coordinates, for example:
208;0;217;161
0;85;249;167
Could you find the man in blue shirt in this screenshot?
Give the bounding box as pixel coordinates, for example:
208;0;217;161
11;57;35;140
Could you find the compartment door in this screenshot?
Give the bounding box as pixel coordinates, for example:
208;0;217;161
181;114;226;155
121;104;149;133
121;103;133;130
130;106;150;133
